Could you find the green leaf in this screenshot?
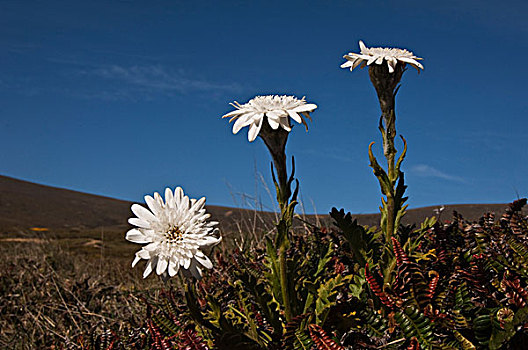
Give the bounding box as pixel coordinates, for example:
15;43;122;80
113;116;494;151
393;305;434;349
314;274;352;325
349;273;366;299
368;142;393;196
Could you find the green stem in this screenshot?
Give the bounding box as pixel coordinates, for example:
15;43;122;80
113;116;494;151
279;246;292;322
385;144;396;241
259;124;294;322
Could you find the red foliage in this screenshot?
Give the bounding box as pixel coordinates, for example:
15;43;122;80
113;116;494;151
365;263;395;308
308;324;344;350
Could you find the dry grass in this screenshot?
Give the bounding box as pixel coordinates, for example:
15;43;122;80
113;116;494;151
0;220;268;348
0;232;165;349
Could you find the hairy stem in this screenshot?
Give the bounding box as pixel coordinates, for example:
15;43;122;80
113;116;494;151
279;246;292;321
259;122;294;322
369;64;402;241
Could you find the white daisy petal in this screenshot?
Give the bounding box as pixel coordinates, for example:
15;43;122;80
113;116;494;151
387;59;395;73
287;110;303;124
367;55;378;65
137;248;151;259
126;187;220;280
341;40;423;74
359;40;368;53
128;217;150;229
292;104;317;113
222;109;245;118
165;188;174;208
340;60;354;68
195;254;213;269
248;116;263;142
126;229;151;244
267;115;280;129
267;110;285;119
156;256;168;275
198;235;222;246
132;254;141;267
183;258;191;269
131;204;157;223
143;259;155;278
222;95;317;141
168;259;180;277
232;114;252;134
145;195;162;216
174;187;184;204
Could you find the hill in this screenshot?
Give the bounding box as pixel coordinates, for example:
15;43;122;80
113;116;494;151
0;175;525;239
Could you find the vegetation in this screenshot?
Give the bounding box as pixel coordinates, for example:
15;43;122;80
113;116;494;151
4;199;526;349
3;42;527;350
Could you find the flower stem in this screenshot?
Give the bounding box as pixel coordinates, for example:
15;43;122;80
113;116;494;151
279;246;292;322
259;122;294;322
259;123;290;209
386;155;396;241
369;64;403;241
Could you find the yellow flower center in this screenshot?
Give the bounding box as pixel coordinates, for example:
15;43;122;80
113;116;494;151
166;226;184;242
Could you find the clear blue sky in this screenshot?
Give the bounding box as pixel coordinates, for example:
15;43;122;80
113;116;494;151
1;0;527;214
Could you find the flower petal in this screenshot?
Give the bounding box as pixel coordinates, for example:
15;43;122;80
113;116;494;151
174;187;184;205
267;115;280;129
222;109;245;118
168;258;180;277
164;188;174;208
292;104;317;113
183;258;191;269
247;116;263;142
156;256;168;275
145;195;162;216
340;60;354;68
132;254;141;267
126;229;151;243
128;217;151;229
287;110;303;124
131;204;157;223
195;254;213;269
387;58;396;73
143;258;155;278
232;114;252;134
359;40;367;53
397;57;424;70
366;55;378;65
198;235;222;246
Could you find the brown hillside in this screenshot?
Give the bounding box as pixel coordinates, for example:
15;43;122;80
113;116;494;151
0;175;525;238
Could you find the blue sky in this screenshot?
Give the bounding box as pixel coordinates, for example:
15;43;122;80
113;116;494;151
1;0;527;214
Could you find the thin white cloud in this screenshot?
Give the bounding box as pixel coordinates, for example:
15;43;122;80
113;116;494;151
72;64;241;99
410;164;465;182
0;59;242;101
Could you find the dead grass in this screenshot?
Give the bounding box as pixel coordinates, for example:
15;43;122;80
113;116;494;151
0;232;164;349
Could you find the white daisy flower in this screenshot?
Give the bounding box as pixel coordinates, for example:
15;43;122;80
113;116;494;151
222;95;317;142
126;187;221;279
341;40;423;73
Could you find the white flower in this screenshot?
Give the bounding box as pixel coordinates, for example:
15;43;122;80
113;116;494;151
126;187;221;279
222;95;317;142
341;40;423;73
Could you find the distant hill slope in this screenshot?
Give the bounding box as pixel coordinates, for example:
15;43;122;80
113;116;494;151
0;175;525;236
0;175;272;236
